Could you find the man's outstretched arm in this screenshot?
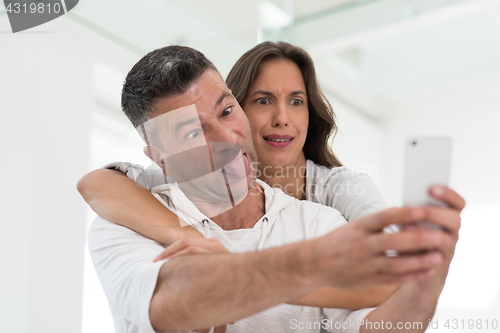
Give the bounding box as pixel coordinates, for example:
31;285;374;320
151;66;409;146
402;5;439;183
150;242;315;331
153;236;400;310
148;205;452;331
89;201;456;332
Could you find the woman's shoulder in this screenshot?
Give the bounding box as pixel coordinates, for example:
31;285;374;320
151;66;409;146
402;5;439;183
306;159;371;185
305;159;387;221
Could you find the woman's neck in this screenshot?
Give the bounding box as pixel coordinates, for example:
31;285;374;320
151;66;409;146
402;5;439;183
259;153;307;200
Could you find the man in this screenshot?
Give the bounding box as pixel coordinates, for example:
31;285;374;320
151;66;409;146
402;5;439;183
87;45;464;333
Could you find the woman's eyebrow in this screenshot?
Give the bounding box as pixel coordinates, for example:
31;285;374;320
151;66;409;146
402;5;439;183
250;90;306;97
250;90;274;97
289;90;306;97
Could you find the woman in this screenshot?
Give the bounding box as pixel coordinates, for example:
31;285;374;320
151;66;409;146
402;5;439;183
78;41;395;308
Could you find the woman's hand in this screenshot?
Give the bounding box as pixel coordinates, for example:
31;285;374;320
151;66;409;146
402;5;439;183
196;325;232;333
154;237;230;261
154;237;234;333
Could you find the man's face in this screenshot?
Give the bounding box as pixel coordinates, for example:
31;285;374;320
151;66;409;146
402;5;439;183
144;70;258;217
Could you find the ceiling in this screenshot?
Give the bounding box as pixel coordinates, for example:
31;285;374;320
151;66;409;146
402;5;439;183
3;0;499;121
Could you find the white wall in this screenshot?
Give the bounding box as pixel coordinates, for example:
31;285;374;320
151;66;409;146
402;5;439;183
380;97;500;329
0;14;138;333
328;95;386;191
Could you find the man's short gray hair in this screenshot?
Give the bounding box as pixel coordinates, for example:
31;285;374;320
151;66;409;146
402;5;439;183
121;45;219;129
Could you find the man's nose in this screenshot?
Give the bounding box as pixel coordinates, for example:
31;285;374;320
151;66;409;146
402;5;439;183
205;127;240;170
272;101;289;127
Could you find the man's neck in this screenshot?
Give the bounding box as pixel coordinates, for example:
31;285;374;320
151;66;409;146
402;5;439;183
211;184;265;230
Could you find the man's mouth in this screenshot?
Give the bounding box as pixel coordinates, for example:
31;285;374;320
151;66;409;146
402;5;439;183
221;151;250;180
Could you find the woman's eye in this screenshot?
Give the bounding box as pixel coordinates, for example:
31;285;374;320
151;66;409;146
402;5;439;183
256;98;270;105
186;129;202;139
221;106;232;117
291;99;303;106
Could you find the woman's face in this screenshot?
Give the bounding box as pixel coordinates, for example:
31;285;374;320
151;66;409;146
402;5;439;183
242;59;309;170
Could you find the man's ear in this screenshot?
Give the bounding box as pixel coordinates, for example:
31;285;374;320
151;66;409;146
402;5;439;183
143;146;172;177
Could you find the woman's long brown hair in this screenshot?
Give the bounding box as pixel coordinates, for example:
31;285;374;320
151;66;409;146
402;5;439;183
226;41;342;168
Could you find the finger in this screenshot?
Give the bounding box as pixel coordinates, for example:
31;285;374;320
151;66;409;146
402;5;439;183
371;230;442;253
154;238;194;261
154;239;230;261
401;223;417;231
421;206;461;236
406;223;457;260
372;250;443;275
375;267;437;285
196;328;211;333
167;247;211;260
153;248;170;262
214;325;227;333
362;207;426;233
207;238;231;253
430;186;466;212
154;238;216;261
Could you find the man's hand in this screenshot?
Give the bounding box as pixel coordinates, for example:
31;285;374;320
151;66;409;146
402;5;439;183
358;189;465;333
310;208;443;289
404;186;464;296
310;186;464;290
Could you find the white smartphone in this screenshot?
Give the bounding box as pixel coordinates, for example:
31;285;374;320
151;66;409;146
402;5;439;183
403;136;452;230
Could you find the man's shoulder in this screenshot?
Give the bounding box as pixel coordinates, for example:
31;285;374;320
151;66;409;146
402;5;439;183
88;216;165;258
87;216;166;333
88;216;133;256
88;216;132;240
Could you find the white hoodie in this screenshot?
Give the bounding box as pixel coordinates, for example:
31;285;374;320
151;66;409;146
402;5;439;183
89;163;376;333
150;179;376;333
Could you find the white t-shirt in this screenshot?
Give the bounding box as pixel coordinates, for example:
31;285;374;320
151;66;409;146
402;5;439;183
88;177;376;333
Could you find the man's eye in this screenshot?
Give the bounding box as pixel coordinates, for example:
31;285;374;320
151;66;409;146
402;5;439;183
256;98;270;105
291;99;303;106
221;106;232;117
186;129;202;139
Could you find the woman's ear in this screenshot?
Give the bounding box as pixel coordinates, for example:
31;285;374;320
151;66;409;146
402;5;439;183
143;146;173;177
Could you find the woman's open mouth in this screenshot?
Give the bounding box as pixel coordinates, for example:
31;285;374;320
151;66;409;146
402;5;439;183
263;134;294;148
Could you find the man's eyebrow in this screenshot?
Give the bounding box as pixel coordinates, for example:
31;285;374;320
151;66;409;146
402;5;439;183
216;91;232;107
174;117;198;133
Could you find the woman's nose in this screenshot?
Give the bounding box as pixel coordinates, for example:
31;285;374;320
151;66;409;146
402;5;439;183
272;102;289;127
